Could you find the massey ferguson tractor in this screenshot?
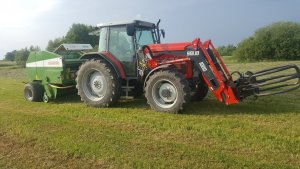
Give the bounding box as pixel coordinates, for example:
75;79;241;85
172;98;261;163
24;20;300;113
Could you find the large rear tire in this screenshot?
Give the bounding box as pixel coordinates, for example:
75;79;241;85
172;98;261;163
76;59;121;107
24;82;44;102
145;70;191;113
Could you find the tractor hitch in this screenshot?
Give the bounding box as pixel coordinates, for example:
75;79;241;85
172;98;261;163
233;64;300;100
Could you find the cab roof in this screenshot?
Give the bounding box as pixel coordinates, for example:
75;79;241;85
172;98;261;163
97;20;156;28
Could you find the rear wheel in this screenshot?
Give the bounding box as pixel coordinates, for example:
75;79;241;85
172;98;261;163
76;59;121;107
24;82;44;102
145;70;191;113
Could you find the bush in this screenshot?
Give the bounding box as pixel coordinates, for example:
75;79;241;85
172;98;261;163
234;22;300;62
46;23;98;52
4;50;16;61
15;49;30;67
216;44;236;56
47;37;65;52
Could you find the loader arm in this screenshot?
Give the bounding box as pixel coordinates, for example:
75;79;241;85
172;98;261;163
191;38;300;104
190;38;239;105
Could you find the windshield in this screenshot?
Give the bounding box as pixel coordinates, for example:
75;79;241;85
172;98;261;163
135;28;156;48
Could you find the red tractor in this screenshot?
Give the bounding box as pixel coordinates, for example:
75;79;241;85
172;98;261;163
76;20;300;113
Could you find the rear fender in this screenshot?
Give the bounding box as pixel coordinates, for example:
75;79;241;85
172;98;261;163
80;52;126;79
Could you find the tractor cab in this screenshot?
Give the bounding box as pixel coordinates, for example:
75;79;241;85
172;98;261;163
91;20;163;77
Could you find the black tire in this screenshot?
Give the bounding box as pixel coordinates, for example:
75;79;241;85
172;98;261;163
191;82;209;101
24;82;44;102
145;70;191;113
76;59;121;107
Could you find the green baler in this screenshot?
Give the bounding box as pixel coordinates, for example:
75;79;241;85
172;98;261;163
24;44;93;102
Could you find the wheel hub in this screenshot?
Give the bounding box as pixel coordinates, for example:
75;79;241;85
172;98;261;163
93;80;102;89
82;70;108;101
25;88;33;101
90;73;104;94
161;89;172;98
26;90;33;98
158;83;176;103
90;72;106;97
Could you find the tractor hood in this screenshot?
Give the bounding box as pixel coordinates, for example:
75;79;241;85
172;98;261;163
146;42;191;53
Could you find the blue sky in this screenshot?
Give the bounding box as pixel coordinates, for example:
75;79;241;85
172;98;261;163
0;0;299;59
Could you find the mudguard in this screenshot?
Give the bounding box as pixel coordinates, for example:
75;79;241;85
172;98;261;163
80;52;126;79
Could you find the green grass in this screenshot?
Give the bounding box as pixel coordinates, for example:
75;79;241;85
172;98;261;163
0;60;299;168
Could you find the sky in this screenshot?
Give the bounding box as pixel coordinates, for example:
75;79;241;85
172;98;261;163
0;0;299;59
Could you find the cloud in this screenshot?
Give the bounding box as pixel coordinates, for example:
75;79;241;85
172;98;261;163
35;0;60;14
0;0;60;29
135;14;142;19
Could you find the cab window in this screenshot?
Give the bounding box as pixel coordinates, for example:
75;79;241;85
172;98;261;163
135;28;155;48
108;26;135;76
98;27;108;52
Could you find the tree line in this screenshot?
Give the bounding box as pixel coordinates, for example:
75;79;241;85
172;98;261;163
3;23;98;67
46;23;98;51
217;22;300;61
233;22;300;61
4;46;40;67
216;44;236;56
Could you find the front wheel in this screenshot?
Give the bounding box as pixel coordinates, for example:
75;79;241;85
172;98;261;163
145;70;191;113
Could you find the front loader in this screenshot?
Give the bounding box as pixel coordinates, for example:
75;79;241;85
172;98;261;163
24;20;300;113
142;38;300;108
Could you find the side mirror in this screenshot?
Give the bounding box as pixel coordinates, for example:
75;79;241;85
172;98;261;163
161;29;165;38
126;24;136;36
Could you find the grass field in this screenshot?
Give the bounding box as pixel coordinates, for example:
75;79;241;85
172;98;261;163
0;59;299;168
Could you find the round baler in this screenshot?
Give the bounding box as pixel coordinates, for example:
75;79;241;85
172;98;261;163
24;44;93;102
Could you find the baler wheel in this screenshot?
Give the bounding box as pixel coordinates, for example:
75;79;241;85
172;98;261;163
24;82;44;102
76;59;121;107
145;70;191;113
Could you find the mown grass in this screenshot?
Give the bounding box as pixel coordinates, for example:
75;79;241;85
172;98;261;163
0;60;299;168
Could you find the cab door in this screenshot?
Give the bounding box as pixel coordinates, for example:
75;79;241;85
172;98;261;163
108;26;136;77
